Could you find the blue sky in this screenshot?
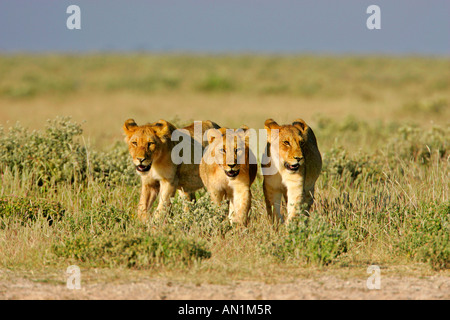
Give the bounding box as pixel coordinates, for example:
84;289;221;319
0;0;449;55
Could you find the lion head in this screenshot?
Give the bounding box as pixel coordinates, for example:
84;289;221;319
123;119;176;174
206;127;253;180
264;118;316;174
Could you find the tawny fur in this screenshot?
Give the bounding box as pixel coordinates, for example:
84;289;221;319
262;118;322;224
200;127;257;226
123;118;220;222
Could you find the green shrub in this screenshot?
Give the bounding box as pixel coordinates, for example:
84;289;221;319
106;75;180;92
388;124;449;164
265;215;347;266
197;74;235;92
297;81;322;97
0;117;137;186
0;117;87;185
419;229;449;270
397;202;449;270
89;142;137;186
0;196;65;227
166;193;232;238
402;98;448;114
53;230;211;269
321;147;383;183
0;78;78;99
53;201;212;269
313;115;401;152
62;205;133;235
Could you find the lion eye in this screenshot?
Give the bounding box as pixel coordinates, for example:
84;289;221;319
131;141;138;147
219;148;226;154
283;141;290;146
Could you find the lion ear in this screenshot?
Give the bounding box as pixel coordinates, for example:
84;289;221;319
152;119;175;139
292;118;309;134
206;128;222;145
236;125;253;141
264;119;280;130
123;119;138;136
264;119;280;142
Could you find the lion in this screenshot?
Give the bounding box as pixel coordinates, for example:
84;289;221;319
200;127;258;226
262;118;322;224
123;118;220;222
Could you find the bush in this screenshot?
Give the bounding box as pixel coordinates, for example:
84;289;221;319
0;117;87;185
0;196;65;227
314;115;393;149
419;229;449;270
321;147;383;183
397;202;449;270
89;142;137;186
402;98;448;114
388;124;449;164
53;230;211;269
265;215;347;266
52;201;212;269
62;205;133;235
197;74;235;92
106;75;180;92
0;117;137;186
166;193;232;238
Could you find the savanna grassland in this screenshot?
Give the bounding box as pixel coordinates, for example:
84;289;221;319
0;55;449;299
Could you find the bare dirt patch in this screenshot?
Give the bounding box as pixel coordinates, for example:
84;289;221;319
1;272;448;300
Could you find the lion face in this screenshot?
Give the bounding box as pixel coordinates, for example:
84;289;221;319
207;128;249;180
265;119;307;174
123;119;175;175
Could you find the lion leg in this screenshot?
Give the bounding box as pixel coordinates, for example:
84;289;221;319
177;189;193;213
282;189;288;217
230;186;251;226
303;185;315;215
210;190;226;206
177;191;196;203
137;183;159;222
209;189;230;219
189;192;196;203
154;180;177;219
228;197;235;221
285;183;304;224
263;181;283;224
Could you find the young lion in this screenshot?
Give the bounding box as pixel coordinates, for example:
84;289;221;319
123;118;220;222
200;127;258;226
262;118;322;224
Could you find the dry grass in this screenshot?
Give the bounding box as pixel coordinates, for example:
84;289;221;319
0;54;448;286
0;55;448;146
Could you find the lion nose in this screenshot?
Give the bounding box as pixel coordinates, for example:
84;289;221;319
137;157;145;163
294;156;304;162
228;163;237;168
